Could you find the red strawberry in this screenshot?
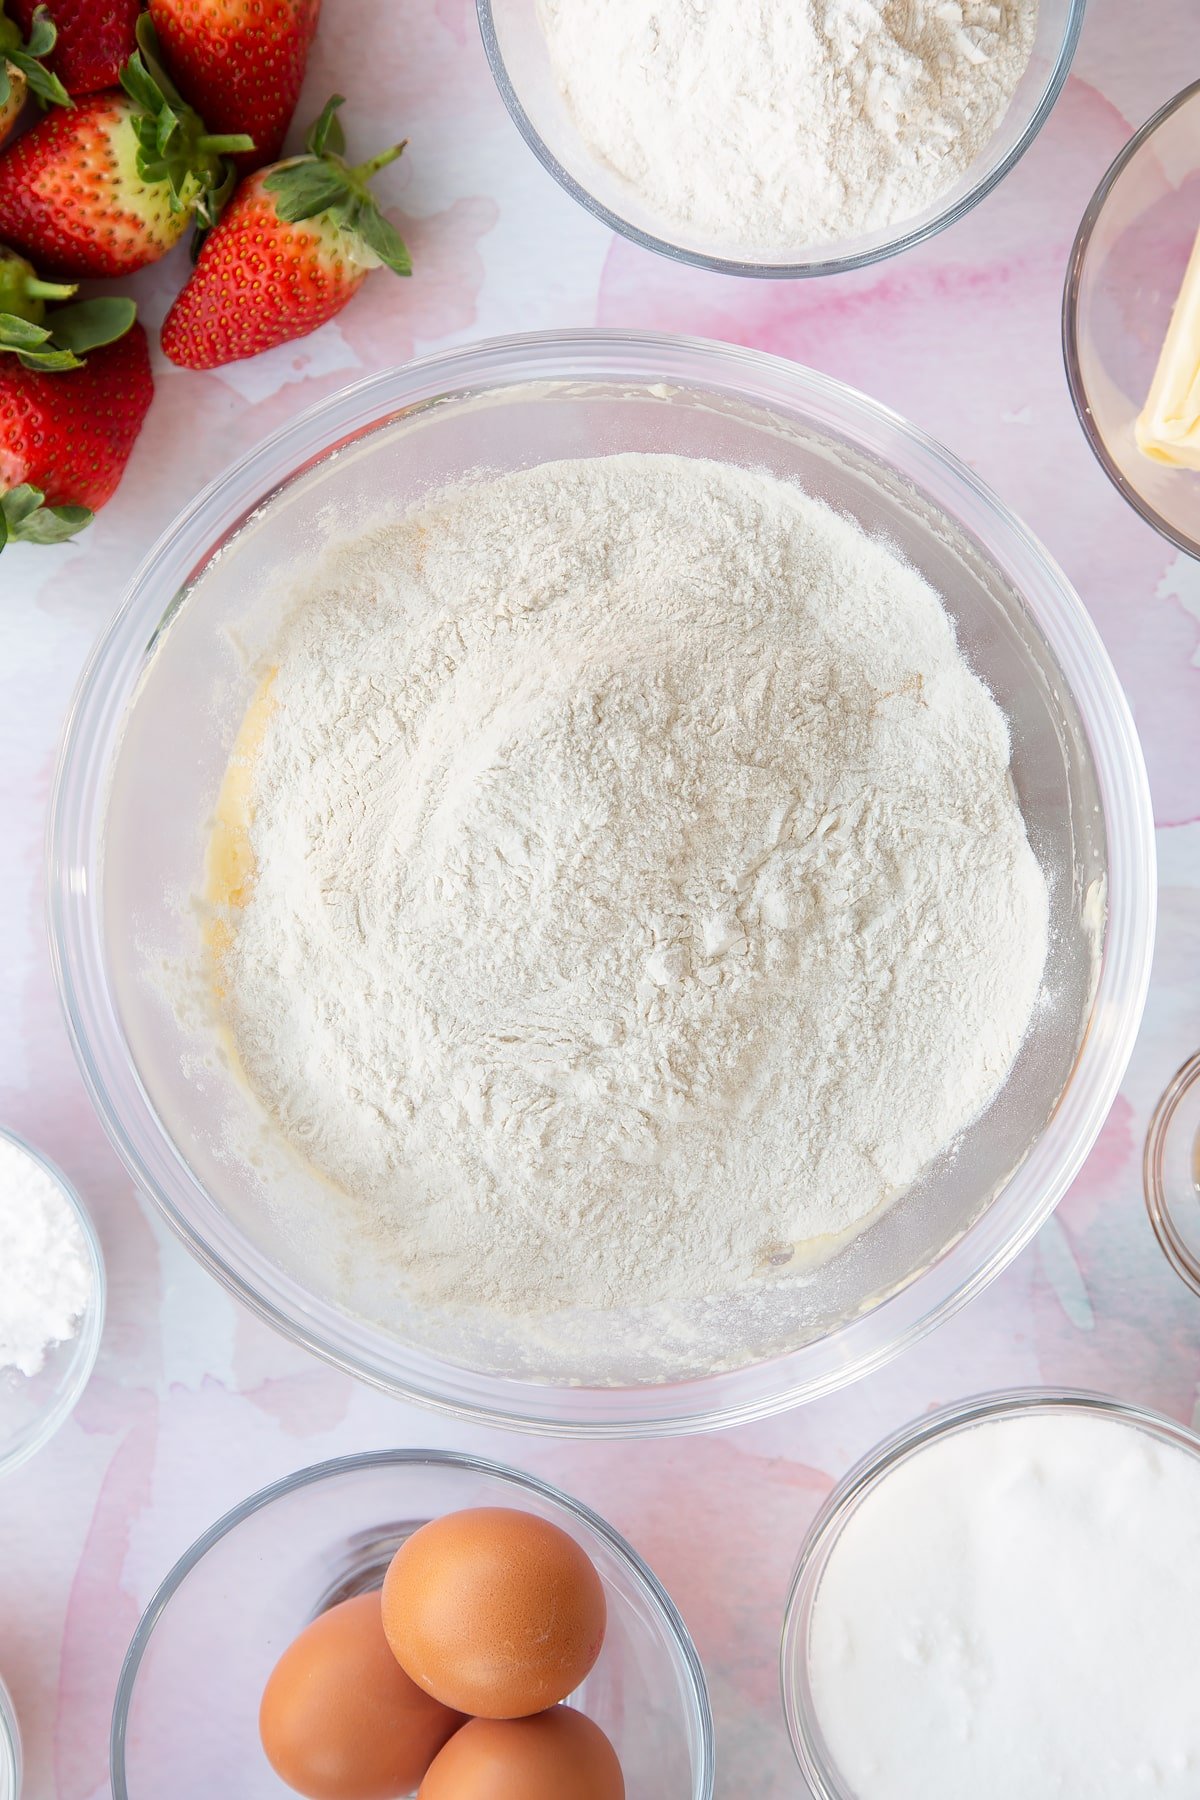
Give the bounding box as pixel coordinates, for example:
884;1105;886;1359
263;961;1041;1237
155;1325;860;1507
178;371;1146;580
0;27;252;277
150;0;321;173
0;3;71;146
8;0;139;96
161;96;409;371
0;298;152;549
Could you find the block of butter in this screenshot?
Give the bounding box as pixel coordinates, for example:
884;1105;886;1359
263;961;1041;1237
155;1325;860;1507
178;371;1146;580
1136;224;1200;469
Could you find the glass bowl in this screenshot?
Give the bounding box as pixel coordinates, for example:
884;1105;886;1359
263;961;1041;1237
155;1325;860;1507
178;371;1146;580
0;1678;19;1800
0;1126;105;1479
477;0;1084;277
781;1388;1200;1797
109;1448;714;1799
49;331;1155;1435
1144;1047;1200;1296
1064;78;1200;559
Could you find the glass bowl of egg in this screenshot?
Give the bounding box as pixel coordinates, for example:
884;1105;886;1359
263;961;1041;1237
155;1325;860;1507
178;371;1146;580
1064;77;1200;558
477;0;1085;277
109;1448;714;1800
49;330;1155;1435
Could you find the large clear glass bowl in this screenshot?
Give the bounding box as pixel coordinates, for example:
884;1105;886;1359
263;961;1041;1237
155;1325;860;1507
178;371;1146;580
109;1449;714;1800
1064;78;1200;559
478;0;1085;277
780;1388;1200;1796
0;1125;105;1479
48;331;1155;1435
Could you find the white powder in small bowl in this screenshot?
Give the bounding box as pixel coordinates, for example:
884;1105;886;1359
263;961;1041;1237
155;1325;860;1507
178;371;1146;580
0;1136;93;1378
808;1408;1200;1798
536;0;1039;255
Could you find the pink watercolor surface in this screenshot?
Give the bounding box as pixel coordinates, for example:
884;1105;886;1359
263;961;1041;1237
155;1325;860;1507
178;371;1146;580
1;2;1199;1796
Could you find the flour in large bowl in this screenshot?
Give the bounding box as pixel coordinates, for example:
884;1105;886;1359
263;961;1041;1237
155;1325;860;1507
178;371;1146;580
200;453;1048;1330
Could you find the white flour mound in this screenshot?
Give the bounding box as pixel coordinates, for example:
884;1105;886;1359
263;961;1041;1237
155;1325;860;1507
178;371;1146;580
537;0;1039;253
215;454;1048;1319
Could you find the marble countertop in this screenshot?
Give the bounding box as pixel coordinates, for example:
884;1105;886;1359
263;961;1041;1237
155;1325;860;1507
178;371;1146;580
2;1;1199;1794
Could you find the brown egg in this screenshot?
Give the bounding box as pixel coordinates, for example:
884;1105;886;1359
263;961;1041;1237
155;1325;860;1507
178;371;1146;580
418;1707;625;1800
259;1591;466;1800
381;1507;607;1718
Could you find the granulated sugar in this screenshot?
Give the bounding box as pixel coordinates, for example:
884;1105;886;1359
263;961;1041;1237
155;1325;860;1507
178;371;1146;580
809;1410;1200;1798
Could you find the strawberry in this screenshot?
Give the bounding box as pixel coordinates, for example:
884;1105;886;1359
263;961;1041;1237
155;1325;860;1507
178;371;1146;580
0;4;70;147
7;0;139;97
0;21;252;278
161;96;409;371
0;296;151;547
150;0;321;173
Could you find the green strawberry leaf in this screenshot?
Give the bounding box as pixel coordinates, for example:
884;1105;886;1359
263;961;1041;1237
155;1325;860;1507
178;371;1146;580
0;295;134;368
306;94;347;158
0;63;10;108
15;344;83;370
121;33;253;215
119;46;166;117
14;53;71;109
8;7;71;109
23;7;59;59
2;484;47;527
0;485;93;551
0;319;84;368
131;11;183;106
49;296;137;354
349;202;412;276
263;99;412;281
265;162;353;224
0;313;53;351
0;311;82;368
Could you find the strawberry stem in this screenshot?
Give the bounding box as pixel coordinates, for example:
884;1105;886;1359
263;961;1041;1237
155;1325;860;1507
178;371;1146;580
24;277;75;301
351;143;408;181
196;132;256;156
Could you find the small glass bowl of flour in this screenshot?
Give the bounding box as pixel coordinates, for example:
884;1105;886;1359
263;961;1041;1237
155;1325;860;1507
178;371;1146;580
0;1127;105;1479
479;0;1084;275
783;1390;1200;1800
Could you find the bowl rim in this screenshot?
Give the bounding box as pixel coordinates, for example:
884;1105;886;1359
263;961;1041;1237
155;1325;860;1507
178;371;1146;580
48;329;1156;1438
780;1385;1200;1797
1143;1046;1200;1297
108;1445;716;1800
1062;74;1200;561
476;0;1087;279
0;1124;106;1481
0;1675;20;1800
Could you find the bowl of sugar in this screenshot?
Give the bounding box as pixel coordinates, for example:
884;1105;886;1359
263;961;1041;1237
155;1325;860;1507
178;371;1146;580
783;1389;1200;1798
0;1126;105;1478
479;0;1085;276
49;331;1153;1435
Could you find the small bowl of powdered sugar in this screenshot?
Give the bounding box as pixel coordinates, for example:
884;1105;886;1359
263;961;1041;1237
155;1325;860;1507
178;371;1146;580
0;1126;104;1479
479;0;1085;275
